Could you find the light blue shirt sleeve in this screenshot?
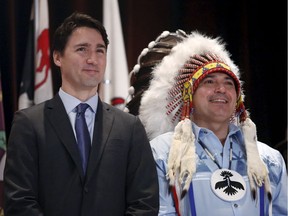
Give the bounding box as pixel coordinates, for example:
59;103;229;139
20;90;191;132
150;132;178;216
258;141;288;215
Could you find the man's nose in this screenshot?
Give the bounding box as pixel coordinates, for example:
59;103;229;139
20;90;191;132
86;53;98;64
214;83;226;93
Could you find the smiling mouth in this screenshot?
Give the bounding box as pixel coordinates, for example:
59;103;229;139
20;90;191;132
84;68;97;71
209;99;228;103
83;69;98;74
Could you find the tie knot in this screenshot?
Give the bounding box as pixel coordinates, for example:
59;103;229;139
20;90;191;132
76;103;90;115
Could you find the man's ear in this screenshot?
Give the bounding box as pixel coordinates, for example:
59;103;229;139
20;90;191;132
53;51;61;67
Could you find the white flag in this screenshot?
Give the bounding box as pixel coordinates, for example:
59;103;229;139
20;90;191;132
102;0;129;109
18;0;53;110
34;0;53;104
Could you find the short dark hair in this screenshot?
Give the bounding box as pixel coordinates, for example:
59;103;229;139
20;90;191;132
52;12;109;55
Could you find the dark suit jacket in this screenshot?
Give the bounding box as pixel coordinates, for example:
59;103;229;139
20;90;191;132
4;94;159;216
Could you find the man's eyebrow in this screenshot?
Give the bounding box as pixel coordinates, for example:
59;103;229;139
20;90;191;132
96;44;106;49
74;43;90;48
73;43;106;49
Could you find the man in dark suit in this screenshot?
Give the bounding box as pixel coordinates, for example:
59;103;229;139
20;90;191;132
4;12;159;216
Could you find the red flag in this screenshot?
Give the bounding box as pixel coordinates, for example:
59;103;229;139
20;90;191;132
18;0;53;110
0;71;6;213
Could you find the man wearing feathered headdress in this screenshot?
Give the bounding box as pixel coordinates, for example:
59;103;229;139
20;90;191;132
126;30;287;216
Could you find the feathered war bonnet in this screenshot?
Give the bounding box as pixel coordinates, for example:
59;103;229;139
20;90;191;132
125;30;188;115
139;31;271;202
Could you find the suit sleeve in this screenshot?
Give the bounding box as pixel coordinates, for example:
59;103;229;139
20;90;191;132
4;110;44;216
125;117;159;215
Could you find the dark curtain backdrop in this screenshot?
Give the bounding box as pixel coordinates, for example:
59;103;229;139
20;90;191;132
0;0;287;161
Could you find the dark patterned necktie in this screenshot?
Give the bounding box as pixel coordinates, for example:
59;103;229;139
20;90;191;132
75;103;91;175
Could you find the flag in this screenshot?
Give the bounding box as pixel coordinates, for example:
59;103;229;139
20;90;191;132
18;5;35;109
0;71;6;214
18;0;53;110
101;0;129;110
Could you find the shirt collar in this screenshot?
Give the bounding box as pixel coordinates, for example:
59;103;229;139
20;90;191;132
192;122;243;144
58;88;98;114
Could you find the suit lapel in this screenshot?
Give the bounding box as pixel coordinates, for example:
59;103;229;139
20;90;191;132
86;100;114;181
45;94;84;180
